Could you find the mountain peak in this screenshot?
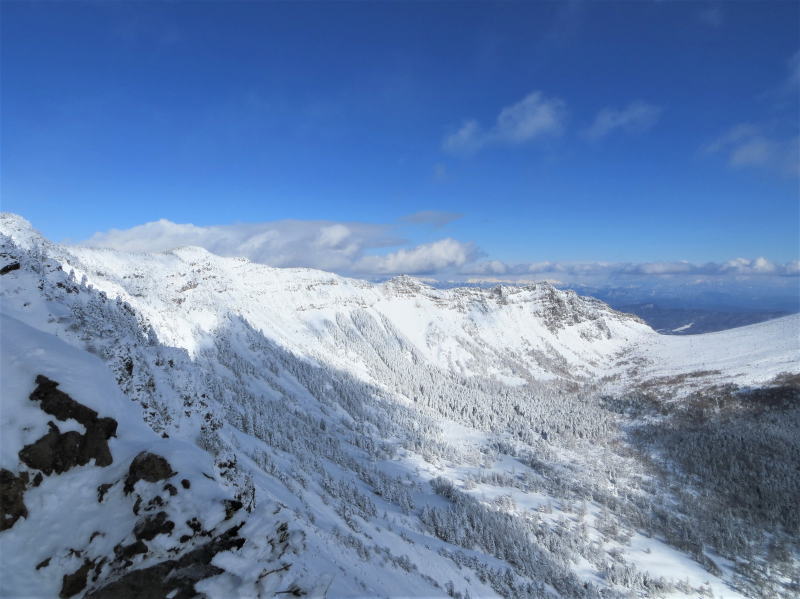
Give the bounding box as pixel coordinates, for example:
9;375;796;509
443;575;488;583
166;245;217;262
0;212;47;250
382;274;432;294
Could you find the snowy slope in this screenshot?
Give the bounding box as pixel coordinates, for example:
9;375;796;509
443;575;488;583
1;212;797;599
629;313;799;388
1;213;654;387
0;214;509;598
0;314;304;599
5;213;795;396
7;211;796;395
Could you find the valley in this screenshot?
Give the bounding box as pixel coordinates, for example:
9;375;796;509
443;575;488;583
1;213;798;599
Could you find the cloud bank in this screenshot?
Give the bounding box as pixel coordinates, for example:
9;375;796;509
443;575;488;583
81;218;476;276
81;218;798;283
464;257;800;278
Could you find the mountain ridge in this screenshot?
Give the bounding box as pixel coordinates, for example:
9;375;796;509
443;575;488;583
2;212;799;599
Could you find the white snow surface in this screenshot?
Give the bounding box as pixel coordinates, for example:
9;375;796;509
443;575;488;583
0;315;301;599
618;313;800;392
2;212;796;393
0;212;796;599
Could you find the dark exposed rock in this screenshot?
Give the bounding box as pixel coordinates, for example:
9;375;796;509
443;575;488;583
0;469;29;531
18;423;66;475
60;559;93;598
134;511;175;541
18;422;110;475
30;375;98;426
93;558;106;578
124;452;175;494
145;495;164;510
95;417;118;438
223;499;243;520
54;431;84;471
114;540;148;560
86;559;221;599
181;479;191;489
86;524;247;599
97;483;113;503
17;425;56;473
0;261;20;275
185;518;203;534
276;584;304;596
19;377;118;475
32;472;43;487
82;423;115;468
163;483;178;496
36;557;51;570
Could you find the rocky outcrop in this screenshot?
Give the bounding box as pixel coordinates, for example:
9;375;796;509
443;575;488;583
60;559;94;598
19;423;83;475
133;511;175;541
0;469;28;531
30;375;102;425
18;376;118;475
86;523;247;599
0;261;20;275
124;452;175;494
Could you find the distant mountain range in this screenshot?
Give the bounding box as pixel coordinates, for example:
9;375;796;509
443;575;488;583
612;303;791;334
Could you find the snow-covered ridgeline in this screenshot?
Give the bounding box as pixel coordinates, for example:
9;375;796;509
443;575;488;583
3;211;796;392
1;212;798;599
0;212;653;384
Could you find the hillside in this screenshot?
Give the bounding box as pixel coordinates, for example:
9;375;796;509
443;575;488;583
1;213;798;599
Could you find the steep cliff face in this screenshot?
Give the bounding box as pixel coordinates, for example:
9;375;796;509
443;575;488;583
1;213;798;599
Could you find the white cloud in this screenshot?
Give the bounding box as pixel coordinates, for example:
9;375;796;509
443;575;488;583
729;137;773;167
356;238;478;275
466;260;508;275
463;257;799;279
443;91;565;154
81;218;476;276
82;219;401;273
585;101;662;140
443;120;483;154
722;257;778;275
704;123;799;175
707;54;800;175
315;224;353;249
494;92;566;143
81;219;796;281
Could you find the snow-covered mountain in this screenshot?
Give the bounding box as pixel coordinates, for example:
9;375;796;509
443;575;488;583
2;213;798;598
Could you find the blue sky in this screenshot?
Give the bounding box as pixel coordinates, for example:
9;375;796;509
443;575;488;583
2;1;798;287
